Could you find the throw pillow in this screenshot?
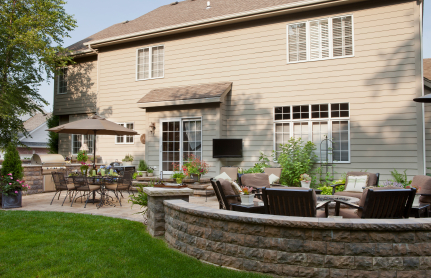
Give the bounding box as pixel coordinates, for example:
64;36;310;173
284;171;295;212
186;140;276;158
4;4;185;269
214;172;232;181
345;175;368;193
268;174;280;184
218;178;239;205
231;181;243;195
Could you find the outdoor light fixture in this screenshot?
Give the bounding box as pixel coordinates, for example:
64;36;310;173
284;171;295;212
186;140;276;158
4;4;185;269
149;122;156;135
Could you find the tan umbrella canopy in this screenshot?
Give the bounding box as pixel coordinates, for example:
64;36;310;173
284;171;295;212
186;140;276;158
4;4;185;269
47;115;139;168
414;94;431;103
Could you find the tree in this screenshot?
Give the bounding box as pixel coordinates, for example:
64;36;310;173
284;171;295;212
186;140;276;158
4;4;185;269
0;0;76;147
1;142;23;180
46;114;59;154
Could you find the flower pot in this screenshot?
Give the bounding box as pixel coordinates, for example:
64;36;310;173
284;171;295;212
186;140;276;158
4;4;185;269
147;173;154;177
2;191;22;209
301;181;311;188
137;171;147;177
192;174;200;182
176;178;183;184
241;193;254;205
123;161;132;166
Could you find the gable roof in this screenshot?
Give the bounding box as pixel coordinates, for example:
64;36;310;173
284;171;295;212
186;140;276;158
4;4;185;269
23;112;51;133
69;0;344;52
137;82;232;108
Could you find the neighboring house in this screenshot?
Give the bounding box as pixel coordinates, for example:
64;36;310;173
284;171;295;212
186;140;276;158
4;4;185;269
18;112;52;158
53;0;425;181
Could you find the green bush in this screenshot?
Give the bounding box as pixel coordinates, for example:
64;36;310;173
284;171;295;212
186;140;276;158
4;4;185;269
138;160;148;171
390;169;411;188
46;114;59;154
277;137;317;186
1;142;23;180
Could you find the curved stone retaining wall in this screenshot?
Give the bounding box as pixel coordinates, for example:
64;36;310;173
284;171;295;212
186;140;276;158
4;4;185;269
163;200;431;277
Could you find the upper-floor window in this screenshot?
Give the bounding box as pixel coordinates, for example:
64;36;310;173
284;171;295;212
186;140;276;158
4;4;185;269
116;123;135;144
57;68;67;94
137;45;164;80
72;134;94;155
274;103;350;163
287;15;353;63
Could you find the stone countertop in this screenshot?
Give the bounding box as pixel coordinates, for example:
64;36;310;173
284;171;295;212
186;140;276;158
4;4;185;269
163;199;431;231
143;187;194;197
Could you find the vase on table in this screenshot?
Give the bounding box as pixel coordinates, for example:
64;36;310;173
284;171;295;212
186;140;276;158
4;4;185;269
301;181;311;188
241;193;254;205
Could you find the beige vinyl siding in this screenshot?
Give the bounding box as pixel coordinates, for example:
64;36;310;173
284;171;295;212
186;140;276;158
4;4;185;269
425;85;431;175
59;0;422;181
53;56;98;116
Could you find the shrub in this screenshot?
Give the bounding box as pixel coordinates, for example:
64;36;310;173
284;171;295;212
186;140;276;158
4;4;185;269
277;137;317;186
122;154;134;162
46;114;59;154
390;169;411;188
241;152;272;174
1;143;23;180
138;160;148;171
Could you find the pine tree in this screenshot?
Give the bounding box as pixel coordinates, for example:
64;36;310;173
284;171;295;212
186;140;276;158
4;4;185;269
47;114;59;154
1;142;23;180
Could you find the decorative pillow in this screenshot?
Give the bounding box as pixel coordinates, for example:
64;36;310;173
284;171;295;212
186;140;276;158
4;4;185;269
231;181;243;195
345;175;368;193
218;178;239;204
268;174;280;184
214;172;232;182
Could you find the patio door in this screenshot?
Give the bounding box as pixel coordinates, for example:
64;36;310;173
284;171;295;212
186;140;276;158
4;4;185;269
160;118;202;174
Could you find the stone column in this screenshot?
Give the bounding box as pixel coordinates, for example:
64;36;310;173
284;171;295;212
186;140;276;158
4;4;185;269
143;187;193;237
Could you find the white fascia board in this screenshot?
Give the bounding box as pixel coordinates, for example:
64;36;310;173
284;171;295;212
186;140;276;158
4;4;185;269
84;0;355;48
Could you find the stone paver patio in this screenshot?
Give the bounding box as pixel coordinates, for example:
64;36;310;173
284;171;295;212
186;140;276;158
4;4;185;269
2;192;219;223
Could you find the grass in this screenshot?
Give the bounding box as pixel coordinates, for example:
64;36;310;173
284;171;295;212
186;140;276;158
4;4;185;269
0;211;268;278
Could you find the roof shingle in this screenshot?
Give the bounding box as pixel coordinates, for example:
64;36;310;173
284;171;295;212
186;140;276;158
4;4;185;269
68;0;305;52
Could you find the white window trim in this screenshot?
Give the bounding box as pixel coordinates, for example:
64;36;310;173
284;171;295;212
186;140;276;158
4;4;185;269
159;117;203;175
286;14;354;64
71;134;95;155
273;103;350;164
115;122;135;145
57;68;67;95
136;45;165;81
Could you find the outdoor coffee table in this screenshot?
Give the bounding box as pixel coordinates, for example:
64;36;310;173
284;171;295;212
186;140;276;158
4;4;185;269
317;195;360;216
231;203;265;214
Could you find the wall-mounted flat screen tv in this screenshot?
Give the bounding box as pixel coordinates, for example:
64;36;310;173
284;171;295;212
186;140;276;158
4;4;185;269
213;139;243;158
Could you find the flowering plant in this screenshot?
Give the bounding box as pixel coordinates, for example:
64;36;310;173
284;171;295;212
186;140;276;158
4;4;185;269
299;173;311;182
183;154;209;176
77;150;88;163
0;173;30;196
241;186;254;195
380;180;404;188
80;162;90;175
172;163;186;180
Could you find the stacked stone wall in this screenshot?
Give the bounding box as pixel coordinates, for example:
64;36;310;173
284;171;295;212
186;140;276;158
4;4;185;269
163;200;431;277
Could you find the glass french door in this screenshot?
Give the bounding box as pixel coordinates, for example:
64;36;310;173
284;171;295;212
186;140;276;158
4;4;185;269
160;118;202;173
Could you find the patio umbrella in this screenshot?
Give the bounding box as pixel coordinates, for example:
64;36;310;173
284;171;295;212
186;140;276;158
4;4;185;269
413;93;431;103
47;115;139;169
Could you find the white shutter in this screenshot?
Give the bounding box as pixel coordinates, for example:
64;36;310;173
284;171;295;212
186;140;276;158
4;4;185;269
310;19;329;60
288;23;307;62
332;16;353;57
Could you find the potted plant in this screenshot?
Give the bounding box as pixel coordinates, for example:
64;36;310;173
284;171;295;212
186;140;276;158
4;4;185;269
137;160;148;177
240;186;254;205
147;167;154;177
122;154;134;166
1;143;27;209
300;173;312;188
77;150;90;175
172;163;186;184
183;154;209;182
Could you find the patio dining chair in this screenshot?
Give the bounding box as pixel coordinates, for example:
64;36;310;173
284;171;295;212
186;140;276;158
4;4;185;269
334;187;416;219
261;187;330;218
106;171;133;206
71;174;101;208
51;172;76;206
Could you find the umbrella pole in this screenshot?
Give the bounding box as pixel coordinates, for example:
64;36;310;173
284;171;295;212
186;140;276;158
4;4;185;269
93;130;97;170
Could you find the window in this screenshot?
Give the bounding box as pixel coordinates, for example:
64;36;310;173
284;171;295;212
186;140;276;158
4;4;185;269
116;123;135;144
287;15;353;63
57;68;67;94
72;134;94;155
274;103;350;163
137;45;164;80
160;118;202;173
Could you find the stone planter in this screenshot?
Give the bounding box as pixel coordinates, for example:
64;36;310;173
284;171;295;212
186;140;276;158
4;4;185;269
301;181;311;188
147;172;154;177
122;161;132;166
2;191;22;209
240;193;254;205
191;174;201;182
137;171;147;177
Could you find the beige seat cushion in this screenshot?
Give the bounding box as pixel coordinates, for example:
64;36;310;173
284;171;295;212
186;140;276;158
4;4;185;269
334;191;363;200
264;168;282;179
67;184;76;190
411;175;431;195
220;167;238;181
241;173;270;189
105;184;117;190
219;178;240;204
338;209;360;219
88;185;101;191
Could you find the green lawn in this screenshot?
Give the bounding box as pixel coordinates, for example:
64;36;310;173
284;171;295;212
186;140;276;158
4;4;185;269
0;211;267;278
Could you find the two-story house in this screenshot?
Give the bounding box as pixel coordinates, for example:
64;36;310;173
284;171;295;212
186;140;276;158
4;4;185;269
53;0;425;181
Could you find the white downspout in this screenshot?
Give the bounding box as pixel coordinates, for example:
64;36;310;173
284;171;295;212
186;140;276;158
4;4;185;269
420;0;426;174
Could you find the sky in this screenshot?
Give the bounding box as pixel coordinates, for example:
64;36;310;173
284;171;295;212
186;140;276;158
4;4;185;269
38;0;431;112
